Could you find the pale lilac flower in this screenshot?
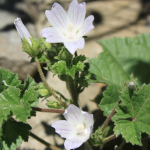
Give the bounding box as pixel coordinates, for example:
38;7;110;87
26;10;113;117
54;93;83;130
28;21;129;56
41;0;94;55
51;104;94;150
14;17;32;46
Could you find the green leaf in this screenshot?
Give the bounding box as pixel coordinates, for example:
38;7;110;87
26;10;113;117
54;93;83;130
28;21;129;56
90;127;103;146
50;60;85;79
98;33;150;85
77;63;91;88
99;85;120;121
114;84;150;145
0;68;21;93
72;55;86;65
20;75;37;97
0;86;31;126
0;119;31;150
20;76;39;107
22;87;39;107
88;51;129;88
58;47;73;61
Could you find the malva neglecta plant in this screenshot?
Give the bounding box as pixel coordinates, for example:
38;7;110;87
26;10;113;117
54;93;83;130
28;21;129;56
1;0;150;149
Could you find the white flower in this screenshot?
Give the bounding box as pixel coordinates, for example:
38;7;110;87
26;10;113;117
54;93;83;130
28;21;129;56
14;17;32;46
51;104;94;150
41;0;94;55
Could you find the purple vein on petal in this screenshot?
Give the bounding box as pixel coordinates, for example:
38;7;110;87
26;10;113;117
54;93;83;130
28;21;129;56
70;109;79;121
75;7;79;26
81;22;93;35
57;128;73;131
59;124;72;127
57;8;66;27
52;11;65;30
68;113;75;121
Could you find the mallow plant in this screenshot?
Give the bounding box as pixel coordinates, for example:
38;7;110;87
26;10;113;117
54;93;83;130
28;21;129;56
1;0;150;149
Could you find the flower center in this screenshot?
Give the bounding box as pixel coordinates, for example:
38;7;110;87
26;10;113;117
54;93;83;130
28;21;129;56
76;123;89;135
66;23;74;39
67;23;74;33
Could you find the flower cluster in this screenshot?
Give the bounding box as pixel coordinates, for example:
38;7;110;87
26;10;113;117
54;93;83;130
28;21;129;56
14;0;94;149
52;104;94;150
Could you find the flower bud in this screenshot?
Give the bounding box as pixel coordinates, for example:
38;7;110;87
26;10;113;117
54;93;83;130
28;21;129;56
38;83;51;97
14;17;32;46
46;100;62;109
14;17;40;57
128;81;136;89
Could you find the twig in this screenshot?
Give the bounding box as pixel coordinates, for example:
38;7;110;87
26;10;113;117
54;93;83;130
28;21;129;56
31;107;65;113
103;134;116;144
35;57;66;108
101;100;121;132
30;132;62;150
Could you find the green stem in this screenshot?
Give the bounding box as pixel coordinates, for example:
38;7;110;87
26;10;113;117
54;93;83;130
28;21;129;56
30;132;62;150
35;57;66;108
101;100;121;132
118;139;126;150
87;140;94;150
31;107;65;113
66;75;79;107
54;90;69;102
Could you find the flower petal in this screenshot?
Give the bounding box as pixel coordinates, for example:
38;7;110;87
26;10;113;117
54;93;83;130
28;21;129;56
68;0;86;31
51;120;77;139
64;38;85;54
81;111;94;128
14;17;32;45
45;3;69;33
77;15;94;37
64;132;90;150
41;27;66;43
63;104;84;125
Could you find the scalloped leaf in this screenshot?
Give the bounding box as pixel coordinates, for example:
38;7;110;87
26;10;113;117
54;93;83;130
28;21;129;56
114;84;150;145
50;60;85;79
0;119;31;150
88;51;129;88
0;68;21;93
20;75;38;98
30;51;50;63
99;85;120;121
72;55;86;65
98;33;150;85
0;86;31;126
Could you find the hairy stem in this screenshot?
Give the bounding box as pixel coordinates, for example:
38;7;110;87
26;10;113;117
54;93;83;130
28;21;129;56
103;134;116;144
35;57;66;107
30;132;62;150
66;75;79;107
101;100;121;132
31;107;65;113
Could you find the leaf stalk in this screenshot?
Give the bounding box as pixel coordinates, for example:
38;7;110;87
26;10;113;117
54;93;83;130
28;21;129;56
101;100;121;132
103;134;116;144
31;107;65;113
